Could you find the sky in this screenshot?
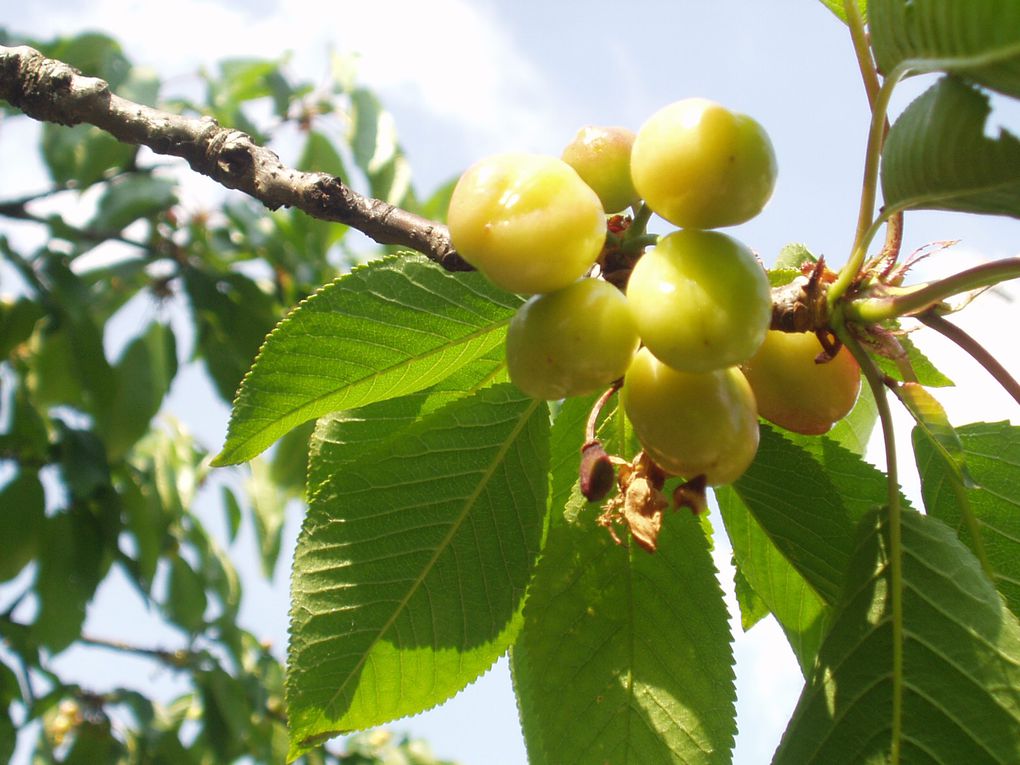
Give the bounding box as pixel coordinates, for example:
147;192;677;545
2;2;1020;764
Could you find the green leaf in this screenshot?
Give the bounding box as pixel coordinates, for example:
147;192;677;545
31;510;106;652
64;720;126;764
297;130;348;180
57;422;111;500
0;470;46;582
547;393;598;520
729;426;894;605
101;321;178;461
870;333;954;387
870;0;1020;98
183;267;280;404
894;382;975;487
815;0;866;24
221;485;243;544
214;255;520;466
773;508;1020;763
418;176;460;224
825;380;878;455
0;296;45;359
717;485;828;677
0;660;16;764
27;326;87;409
248;458;288;579
201;540;242;618
513;508;735;764
774;242;817;272
119;465;169;591
33;32;132;89
349;88;412;205
167;555;208;634
732;561;771;632
41;123;137;188
131;420;207;520
914;421;1020;617
306;348;507;497
89;174;177;232
286;384;548;757
0;379;50;464
269;419;316;497
197;667;254;761
881;77;1020;220
203;57;290;141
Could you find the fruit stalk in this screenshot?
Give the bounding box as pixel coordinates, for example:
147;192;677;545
844;257;1020;323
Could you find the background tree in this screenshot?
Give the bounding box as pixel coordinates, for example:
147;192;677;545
0;28;458;764
3;1;1020;764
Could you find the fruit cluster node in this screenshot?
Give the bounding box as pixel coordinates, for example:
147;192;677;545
447;99;862;549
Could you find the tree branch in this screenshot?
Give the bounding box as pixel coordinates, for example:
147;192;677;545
0;44;470;272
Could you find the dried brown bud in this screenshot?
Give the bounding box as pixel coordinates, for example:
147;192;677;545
580;441;615;502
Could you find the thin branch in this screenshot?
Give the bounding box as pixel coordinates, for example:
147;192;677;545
76;632;204;670
0;44;469;272
0;200;149;250
918;310;1020;407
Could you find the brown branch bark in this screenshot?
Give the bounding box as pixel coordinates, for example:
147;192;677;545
0;44;470;271
1;44;844;334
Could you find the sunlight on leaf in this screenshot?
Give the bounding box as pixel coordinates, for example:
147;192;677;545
214;255;521;466
286;385;548;759
774;508;1020;763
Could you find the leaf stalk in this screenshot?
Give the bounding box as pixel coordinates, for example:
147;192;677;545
845;257;1020;324
837;325;904;764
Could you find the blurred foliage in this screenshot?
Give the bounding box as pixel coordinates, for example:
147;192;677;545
0;29;458;764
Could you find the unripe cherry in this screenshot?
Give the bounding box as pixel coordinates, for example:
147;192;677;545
506;278;639;400
447;153;606;294
625;229;771;373
622;348;760;485
741;330;861;435
631;98;777;229
561;126;640;214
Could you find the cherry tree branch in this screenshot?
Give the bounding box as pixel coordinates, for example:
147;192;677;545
0;44;873;337
0;44;469;271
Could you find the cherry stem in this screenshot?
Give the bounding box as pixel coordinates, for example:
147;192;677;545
845;0;881;109
626;203;653;239
845;257;1020;323
620;233;659;254
829;66;905;306
585;382;623;446
918;310;1020;407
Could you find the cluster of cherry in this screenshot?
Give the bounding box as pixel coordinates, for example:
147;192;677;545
447;98;860;486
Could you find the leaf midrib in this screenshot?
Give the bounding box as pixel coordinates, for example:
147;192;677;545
310;395;541;733
895;38;1020;80
886;176;1020;219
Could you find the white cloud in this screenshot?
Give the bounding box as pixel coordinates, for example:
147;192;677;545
14;0;555;152
12;0;560;192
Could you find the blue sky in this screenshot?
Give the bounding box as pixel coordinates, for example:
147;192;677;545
3;2;1020;763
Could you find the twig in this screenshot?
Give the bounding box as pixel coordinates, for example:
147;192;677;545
918;311;1020;407
0;44;468;272
76;632;203;670
0;200;149;249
